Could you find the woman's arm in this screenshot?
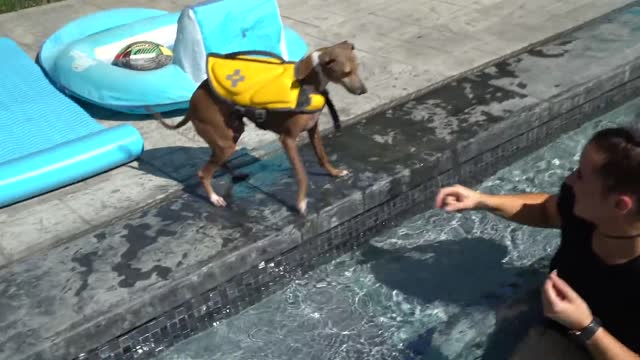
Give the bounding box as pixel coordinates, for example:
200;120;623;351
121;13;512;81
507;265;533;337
478;192;561;229
542;271;639;360
435;185;562;229
586;328;640;360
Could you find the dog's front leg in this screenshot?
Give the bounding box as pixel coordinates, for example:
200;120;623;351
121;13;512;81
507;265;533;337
307;123;349;177
280;134;309;215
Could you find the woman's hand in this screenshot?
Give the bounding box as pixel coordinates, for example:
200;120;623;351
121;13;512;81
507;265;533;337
435;184;486;212
542;270;594;331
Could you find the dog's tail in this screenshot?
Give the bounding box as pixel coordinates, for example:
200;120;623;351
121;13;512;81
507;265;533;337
145;106;191;130
321;90;341;131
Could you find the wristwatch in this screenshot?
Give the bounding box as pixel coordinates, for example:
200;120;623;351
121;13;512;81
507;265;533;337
569;317;602;343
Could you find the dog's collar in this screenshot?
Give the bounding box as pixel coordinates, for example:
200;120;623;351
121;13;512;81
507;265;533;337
311;51;329;89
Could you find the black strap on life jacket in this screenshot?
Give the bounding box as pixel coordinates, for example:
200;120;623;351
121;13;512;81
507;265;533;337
321;89;341;131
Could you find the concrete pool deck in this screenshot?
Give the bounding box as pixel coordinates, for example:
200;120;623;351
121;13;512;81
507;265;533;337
0;0;633;267
3;0;640;359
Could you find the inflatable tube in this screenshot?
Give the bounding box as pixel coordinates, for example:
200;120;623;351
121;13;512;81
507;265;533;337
0;37;144;208
38;0;310;114
38;8;194;114
0;125;144;207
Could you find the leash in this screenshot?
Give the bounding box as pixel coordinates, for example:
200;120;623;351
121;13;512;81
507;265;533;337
321;89;341;131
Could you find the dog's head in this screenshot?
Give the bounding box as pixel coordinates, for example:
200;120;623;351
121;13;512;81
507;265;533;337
295;41;367;95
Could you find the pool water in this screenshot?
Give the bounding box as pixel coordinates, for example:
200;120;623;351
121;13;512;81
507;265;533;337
159;98;640;360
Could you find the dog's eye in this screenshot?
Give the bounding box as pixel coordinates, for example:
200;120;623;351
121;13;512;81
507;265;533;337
322;57;336;66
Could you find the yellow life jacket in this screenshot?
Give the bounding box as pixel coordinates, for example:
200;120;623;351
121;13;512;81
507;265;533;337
206;51;326;114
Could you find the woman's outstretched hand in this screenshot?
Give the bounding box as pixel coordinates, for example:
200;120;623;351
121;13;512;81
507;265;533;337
435;184;485;212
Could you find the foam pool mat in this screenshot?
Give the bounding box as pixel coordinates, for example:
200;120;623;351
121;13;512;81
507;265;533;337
0;37;144;207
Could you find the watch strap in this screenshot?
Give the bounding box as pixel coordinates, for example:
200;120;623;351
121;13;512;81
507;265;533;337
569;317;601;343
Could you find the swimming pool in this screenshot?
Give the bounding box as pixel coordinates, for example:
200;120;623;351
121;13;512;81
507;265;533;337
157;97;640;360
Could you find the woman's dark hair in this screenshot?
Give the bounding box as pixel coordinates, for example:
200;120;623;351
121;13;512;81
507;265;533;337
589;126;640;211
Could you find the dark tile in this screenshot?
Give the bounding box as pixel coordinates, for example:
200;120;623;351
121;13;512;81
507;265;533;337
150;330;162;347
146;319;163;333
168;321;179;336
140;333;151;346
175;308;186;319
159;326;170;342
118;337;130;350
178;316;189;333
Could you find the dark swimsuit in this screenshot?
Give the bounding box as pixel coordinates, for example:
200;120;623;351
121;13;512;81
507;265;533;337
546;182;640;353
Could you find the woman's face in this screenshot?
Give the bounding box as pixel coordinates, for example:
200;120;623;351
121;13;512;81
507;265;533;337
565;142;616;223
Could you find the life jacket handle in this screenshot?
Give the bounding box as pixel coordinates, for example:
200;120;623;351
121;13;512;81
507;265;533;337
222;50;287;63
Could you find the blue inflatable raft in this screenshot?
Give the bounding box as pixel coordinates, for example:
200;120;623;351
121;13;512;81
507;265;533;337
0;37;144;208
37;0;310;114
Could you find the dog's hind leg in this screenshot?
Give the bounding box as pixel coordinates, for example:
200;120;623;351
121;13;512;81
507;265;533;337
199;144;236;207
218;114;249;182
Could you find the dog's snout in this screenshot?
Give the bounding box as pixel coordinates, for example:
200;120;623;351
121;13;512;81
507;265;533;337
341;76;368;96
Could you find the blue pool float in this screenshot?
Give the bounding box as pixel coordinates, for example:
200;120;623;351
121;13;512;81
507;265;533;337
37;0;310;114
0;37;144;208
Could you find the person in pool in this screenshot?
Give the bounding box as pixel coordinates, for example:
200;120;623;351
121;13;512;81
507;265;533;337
435;126;640;359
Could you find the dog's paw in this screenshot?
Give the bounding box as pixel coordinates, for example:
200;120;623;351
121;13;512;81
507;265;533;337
210;194;227;207
297;199;307;216
332;168;350;177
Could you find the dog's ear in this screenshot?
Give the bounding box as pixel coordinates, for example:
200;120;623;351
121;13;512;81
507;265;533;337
294;55;314;80
319;51;336;66
340;40;355;50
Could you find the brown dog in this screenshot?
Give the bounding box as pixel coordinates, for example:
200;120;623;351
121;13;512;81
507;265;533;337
152;41;367;215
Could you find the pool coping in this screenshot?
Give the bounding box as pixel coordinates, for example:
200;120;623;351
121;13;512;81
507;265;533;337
4;2;640;359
